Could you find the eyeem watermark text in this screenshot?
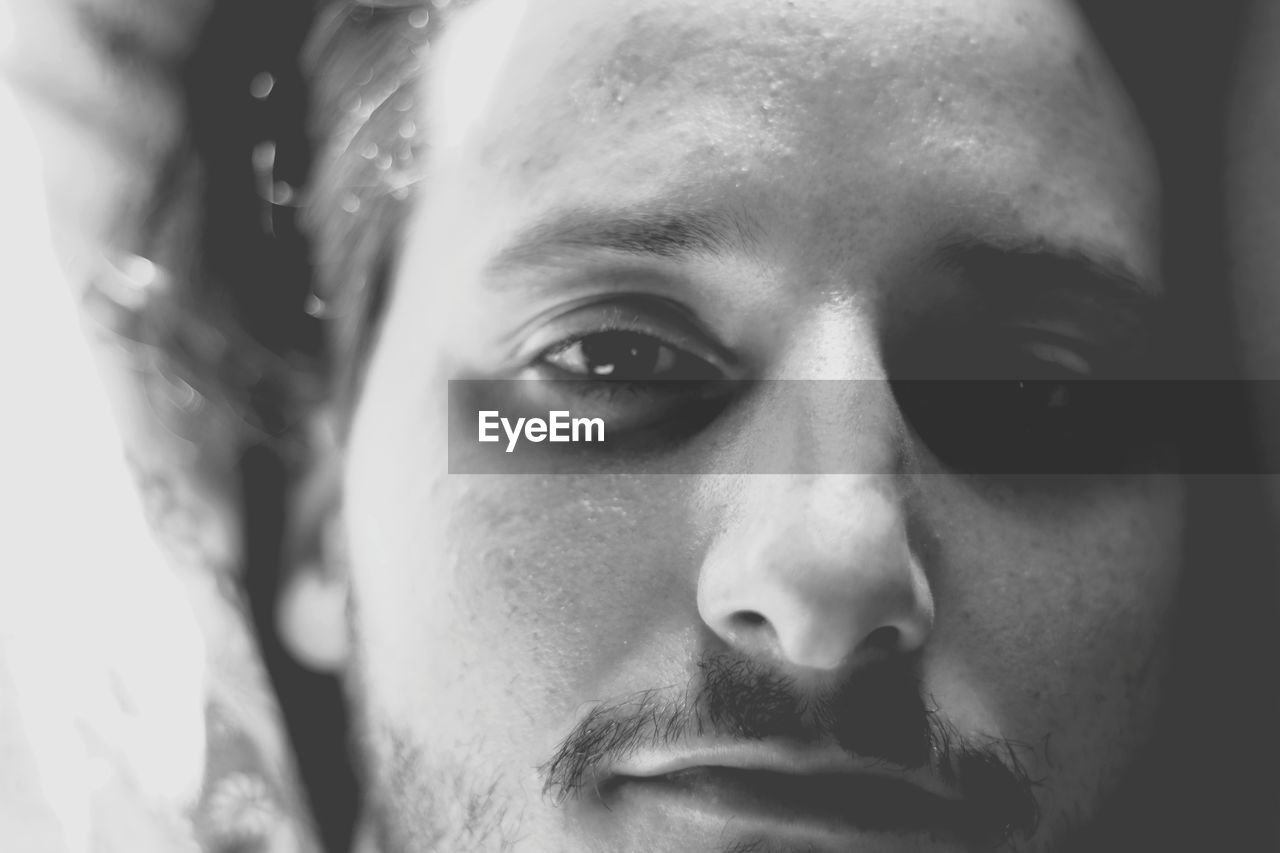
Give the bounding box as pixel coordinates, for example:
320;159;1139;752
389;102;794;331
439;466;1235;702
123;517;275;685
479;410;605;452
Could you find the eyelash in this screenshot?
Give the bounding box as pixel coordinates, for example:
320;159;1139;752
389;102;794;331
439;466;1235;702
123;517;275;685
536;329;722;381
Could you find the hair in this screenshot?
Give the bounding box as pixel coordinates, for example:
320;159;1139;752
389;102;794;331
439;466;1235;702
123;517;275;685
97;1;1276;851
93;4;448;850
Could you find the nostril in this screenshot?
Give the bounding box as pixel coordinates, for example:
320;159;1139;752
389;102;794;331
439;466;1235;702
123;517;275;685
731;610;768;628
861;625;901;653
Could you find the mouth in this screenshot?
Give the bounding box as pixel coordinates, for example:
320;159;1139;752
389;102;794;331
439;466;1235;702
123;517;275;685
592;746;1003;847
608;766;973;837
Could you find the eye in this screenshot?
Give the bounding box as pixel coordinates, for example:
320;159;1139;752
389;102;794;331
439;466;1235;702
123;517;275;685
1021;339;1094;378
541;330;712;382
524;327;735;443
891;336;1173;477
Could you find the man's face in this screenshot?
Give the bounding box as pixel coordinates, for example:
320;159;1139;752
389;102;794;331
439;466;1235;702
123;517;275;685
339;0;1177;850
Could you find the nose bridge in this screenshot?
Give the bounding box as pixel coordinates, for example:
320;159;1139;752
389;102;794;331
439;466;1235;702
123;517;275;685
785;379;900;476
774;300;883;381
750;351;900;478
747;298;896;474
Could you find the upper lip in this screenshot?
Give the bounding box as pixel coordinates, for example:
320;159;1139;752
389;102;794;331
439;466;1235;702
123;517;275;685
606;739;961;802
595;740;990;843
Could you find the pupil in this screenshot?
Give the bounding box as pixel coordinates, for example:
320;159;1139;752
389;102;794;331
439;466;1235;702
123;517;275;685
581;332;660;378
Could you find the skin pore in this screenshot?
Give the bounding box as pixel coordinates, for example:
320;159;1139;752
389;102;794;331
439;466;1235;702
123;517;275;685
293;1;1180;851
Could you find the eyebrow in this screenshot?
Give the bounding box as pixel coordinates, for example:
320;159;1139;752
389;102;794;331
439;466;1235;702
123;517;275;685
931;236;1172;326
485;206;1160;314
487;205;764;272
940;237;1160;308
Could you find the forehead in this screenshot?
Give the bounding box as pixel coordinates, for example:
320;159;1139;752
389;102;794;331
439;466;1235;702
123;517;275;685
418;0;1156;278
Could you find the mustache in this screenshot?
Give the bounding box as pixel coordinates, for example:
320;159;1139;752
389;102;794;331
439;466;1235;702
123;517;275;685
540;652;1041;844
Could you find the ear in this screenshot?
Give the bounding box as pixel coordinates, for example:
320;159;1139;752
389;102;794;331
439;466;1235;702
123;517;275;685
277;414;351;673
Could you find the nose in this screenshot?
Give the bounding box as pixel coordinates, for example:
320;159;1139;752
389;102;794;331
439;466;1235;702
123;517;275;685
696;387;933;672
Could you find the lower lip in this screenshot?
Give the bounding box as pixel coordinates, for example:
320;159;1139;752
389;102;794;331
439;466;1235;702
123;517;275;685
597;768;975;852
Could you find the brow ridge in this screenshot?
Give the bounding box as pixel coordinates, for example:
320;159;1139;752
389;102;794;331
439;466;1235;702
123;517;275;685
489;204;764;271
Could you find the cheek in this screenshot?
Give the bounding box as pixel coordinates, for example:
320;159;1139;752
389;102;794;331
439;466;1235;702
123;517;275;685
439;475;699;687
923;475;1184;781
343;281;708;729
345;376;701;732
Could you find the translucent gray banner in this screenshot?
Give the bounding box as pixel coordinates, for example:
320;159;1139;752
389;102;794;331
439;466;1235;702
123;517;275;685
446;379;1264;475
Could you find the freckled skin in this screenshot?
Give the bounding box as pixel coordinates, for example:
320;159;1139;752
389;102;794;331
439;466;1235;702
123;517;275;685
340;1;1176;851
